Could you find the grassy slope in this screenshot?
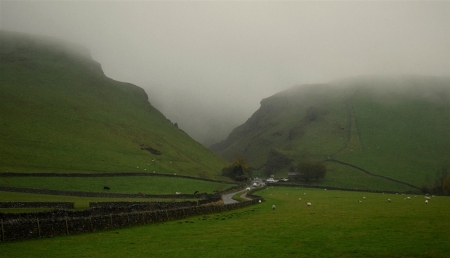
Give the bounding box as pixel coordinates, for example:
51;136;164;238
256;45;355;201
2;187;449;257
212;76;450;190
0;30;227;179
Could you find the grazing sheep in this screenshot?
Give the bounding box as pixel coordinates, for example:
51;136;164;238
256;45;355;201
358;200;362;203
425;196;431;200
363;197;366;200
307;202;312;206
404;197;411;200
175;192;181;195
298;198;302;201
425;200;429;204
387;199;392;202
272;205;276;210
259;200;261;203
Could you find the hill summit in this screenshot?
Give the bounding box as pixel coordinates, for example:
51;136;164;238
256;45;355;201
211;75;450;190
0;30;227;179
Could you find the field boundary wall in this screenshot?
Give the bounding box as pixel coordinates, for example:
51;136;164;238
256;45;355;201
0;198;263;242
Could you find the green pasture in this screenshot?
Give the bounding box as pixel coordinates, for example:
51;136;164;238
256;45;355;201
0;176;234;195
0;191;193;212
2;187;449;257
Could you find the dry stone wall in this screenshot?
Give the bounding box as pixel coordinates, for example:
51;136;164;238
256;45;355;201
0;199;263;242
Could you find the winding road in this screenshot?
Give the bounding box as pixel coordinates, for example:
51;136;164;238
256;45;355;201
222;179;263;204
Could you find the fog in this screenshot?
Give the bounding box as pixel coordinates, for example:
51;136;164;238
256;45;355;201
1;1;449;146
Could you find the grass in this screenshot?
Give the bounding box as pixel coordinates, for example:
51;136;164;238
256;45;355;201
1;187;449;257
0;176;234;195
0;191;192;211
0;30;228;179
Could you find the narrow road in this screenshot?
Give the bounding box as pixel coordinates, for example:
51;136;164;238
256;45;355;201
222;189;248;204
222;179;263;204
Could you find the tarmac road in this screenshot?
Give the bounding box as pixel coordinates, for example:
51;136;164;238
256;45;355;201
222;179;264;204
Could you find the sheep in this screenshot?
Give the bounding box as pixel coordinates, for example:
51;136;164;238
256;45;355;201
363;197;366;200
298;198;302;201
404;197;411;200
272;205;276;210
358;200;362;203
425;196;431;200
175;192;181;195
307;202;312;206
259;200;262;203
387;199;392;202
425;200;429;204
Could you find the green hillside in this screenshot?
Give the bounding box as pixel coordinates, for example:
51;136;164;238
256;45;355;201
0;30;228;179
211;76;450;190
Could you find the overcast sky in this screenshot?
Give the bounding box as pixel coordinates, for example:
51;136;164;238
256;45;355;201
1;1;449;146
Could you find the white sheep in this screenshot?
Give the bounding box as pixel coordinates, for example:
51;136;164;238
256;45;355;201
307;202;312;206
363;196;366;200
388;199;392;202
404;197;411;200
298;198;302;201
272;205;276;210
425;196;431;200
175;192;181;195
425;200;429;204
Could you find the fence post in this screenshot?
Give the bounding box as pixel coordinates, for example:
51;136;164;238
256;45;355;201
37;219;41;237
1;219;4;241
65;217;69;235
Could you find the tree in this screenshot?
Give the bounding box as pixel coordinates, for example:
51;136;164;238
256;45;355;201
296;161;327;183
432;167;449;195
222;158;251;181
443;175;450;196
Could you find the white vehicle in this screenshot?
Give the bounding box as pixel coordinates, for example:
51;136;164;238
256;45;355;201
253;182;258;187
266;178;275;183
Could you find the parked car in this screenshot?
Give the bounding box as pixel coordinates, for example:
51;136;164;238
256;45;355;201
280;178;289;182
266;178;275;183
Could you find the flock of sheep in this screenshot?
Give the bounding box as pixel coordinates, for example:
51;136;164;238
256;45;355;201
269;189;435;211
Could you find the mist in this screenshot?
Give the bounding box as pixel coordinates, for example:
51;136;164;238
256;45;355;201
1;1;449;146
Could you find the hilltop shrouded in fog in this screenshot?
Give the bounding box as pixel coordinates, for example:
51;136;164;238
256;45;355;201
1;1;449;145
211;75;450;191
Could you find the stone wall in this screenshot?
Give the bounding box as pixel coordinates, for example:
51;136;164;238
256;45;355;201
0;199;262;242
0;202;74;209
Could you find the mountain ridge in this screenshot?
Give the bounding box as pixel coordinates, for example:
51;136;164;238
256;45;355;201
211;75;450;190
0;30;228;180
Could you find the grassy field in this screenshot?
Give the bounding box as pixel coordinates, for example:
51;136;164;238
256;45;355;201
2;187;449;257
0;176;233;195
0;191;185;211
